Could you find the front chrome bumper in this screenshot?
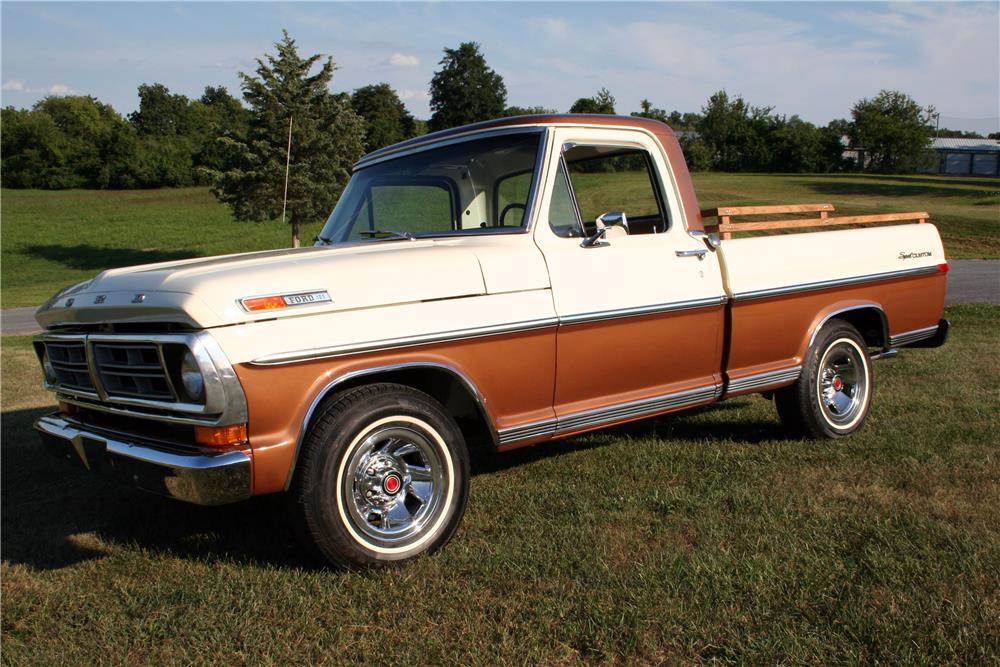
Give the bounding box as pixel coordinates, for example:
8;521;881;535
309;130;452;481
34;414;252;506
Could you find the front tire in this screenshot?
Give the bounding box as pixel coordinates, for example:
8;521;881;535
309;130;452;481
776;320;873;439
290;383;470;568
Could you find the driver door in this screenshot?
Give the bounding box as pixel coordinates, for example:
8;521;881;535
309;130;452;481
535;128;725;431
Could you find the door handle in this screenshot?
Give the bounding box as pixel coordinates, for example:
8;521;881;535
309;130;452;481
675;248;707;260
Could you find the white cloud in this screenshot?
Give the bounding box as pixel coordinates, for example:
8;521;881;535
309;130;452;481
2;79;74;95
399;89;429;101
529;18;569;39
386;53;419;67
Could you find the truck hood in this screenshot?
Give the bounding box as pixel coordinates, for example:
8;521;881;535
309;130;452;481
36;241;489;330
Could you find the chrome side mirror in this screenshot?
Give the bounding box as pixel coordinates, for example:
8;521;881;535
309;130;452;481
580;211;629;248
597;211;629;233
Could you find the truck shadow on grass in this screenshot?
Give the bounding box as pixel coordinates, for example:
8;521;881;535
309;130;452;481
22;244;194;272
2;401;784;571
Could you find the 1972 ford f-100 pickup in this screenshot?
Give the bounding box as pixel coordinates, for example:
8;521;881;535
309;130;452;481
33;115;949;567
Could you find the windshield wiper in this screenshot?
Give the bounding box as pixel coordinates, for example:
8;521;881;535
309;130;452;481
358;229;417;241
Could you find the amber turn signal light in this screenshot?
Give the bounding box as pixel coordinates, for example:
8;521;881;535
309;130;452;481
241;296;287;311
195;423;248;447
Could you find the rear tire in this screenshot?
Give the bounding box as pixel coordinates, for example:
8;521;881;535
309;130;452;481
776;320;873;439
290;383;470;568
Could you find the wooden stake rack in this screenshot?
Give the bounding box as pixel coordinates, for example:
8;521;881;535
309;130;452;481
700;203;929;240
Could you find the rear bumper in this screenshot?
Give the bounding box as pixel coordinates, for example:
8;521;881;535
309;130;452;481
34;414;252;506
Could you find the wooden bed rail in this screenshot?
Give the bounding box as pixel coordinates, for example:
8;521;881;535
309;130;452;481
700;203;930;240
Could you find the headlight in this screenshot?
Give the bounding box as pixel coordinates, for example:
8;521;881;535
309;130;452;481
41;349;57;384
180;350;205;402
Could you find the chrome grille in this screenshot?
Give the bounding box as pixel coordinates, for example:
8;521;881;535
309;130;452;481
45;342;95;393
92;344;175;401
35;331;247;428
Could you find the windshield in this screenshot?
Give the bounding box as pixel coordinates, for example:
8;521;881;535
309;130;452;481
317;131;543;244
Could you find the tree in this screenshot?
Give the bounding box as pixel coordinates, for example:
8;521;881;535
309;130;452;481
503;105;557;117
210;30;365;247
696;90;774;171
569;88;616;114
632;99;667;122
130;83;197;136
193;86;250;174
428;42;506;131
351;83;415;152
849;90;934;173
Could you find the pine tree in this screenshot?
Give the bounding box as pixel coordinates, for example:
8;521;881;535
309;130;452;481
210;31;364;247
428;42;506;131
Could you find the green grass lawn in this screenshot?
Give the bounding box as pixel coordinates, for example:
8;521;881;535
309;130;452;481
2;305;998;664
1;173;997;308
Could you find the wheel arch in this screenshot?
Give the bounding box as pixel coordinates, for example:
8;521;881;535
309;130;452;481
802;303;889;359
285;362;497;491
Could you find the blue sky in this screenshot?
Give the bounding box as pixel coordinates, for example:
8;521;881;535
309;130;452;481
2;2;998;133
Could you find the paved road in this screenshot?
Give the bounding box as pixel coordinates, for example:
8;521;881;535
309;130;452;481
3;260;997;336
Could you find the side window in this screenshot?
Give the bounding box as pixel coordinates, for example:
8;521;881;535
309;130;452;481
563;146;668;235
548;159;584;238
496;171;531;227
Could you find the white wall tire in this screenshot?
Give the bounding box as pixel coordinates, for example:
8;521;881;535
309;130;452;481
776;321;874;439
290;383;469;568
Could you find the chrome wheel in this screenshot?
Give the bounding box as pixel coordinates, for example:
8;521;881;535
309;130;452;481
816;338;869;429
340;422;449;549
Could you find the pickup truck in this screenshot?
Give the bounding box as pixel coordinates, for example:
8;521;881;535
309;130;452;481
32;114;949;567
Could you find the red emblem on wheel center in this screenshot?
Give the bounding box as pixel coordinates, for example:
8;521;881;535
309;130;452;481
832;377;843;391
383;474;401;495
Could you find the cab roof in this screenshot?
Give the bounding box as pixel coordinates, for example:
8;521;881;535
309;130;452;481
358;114;676;166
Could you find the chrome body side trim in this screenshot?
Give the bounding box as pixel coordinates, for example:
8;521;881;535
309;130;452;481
35;414;251;506
253;297;727;366
733;265;939;302
251;317;560;366
890;324;940;347
806;304;890;351
726;366;802;395
496;418;558;445
35;331;248;427
557;384;721;433
285;362;500;490
559;296;726;326
497;384;722;445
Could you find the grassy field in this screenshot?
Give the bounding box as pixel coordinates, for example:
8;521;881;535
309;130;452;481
2;173;997;308
2;304;998;664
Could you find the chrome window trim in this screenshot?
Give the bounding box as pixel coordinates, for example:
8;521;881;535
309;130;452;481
890;324;940;347
34;331;247;426
726;366;802;395
285;361;499;490
498;383;722;445
355;126;547;169
733;265;939;302
346;128;552;236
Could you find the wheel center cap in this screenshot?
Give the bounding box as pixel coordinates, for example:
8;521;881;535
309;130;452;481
383;473;402;495
832;376;844;391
